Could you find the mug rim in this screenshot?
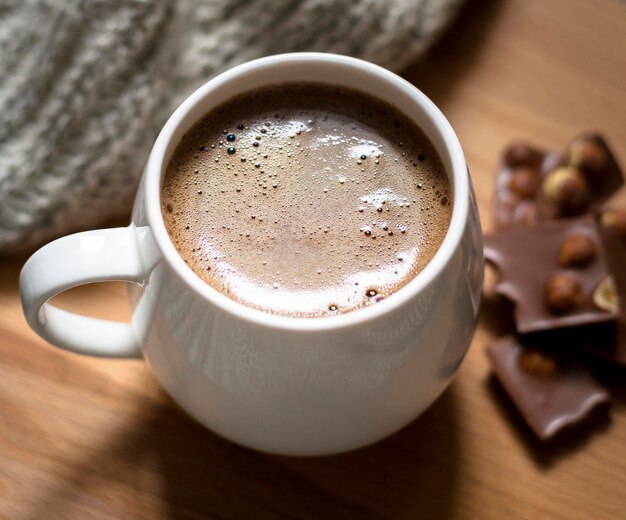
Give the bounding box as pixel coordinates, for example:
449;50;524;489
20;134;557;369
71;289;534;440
144;52;469;332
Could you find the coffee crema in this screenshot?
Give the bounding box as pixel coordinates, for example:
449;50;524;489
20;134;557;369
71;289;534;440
161;83;452;317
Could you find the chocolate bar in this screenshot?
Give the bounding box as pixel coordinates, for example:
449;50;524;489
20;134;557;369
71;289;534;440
488;335;610;440
494;134;623;229
484;215;618;334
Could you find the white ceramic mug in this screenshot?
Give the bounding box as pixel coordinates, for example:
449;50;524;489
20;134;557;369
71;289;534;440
20;53;483;456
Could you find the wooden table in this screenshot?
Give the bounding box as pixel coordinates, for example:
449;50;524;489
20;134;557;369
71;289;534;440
2;0;626;518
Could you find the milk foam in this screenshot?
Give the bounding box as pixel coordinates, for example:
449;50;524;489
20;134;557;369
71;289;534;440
162;83;452;317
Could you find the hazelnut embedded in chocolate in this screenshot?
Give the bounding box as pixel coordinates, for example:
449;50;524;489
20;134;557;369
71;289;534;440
509;167;540;199
488;335;611;440
568;138;608;178
558;233;596;268
593;276;621;313
503;143;543;168
545;273;582;314
518;348;558;376
600;208;626;239
542;167;590;216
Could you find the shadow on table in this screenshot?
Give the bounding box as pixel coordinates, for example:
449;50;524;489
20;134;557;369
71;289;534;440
26;382;462;519
479;293;516;338
5;244;460;519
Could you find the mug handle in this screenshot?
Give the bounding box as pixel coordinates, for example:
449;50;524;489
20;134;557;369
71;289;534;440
20;227;144;358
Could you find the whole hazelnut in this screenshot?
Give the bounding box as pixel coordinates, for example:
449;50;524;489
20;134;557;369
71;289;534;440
545;273;582;314
568;138;608;178
504;143;542;168
519;349;558;376
542;167;590;216
509;167;540;199
600;209;626;239
558;233;596;268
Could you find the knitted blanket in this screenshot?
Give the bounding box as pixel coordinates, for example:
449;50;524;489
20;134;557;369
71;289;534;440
0;0;463;254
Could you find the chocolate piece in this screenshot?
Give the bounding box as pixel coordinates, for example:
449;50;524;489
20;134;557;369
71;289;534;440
577;210;626;365
488;335;610;439
484;215;618;333
494;134;623;228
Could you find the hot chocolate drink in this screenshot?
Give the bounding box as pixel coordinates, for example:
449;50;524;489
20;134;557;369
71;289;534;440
161;83;452;317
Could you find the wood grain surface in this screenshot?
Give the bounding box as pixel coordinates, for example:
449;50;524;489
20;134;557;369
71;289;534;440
2;0;626;518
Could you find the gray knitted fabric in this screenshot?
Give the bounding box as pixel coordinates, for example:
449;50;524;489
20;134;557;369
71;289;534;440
0;0;463;254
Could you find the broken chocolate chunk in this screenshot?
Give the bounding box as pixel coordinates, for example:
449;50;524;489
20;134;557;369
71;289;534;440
494;134;623;228
488;335;610;440
576;210;626;366
484;215;618;334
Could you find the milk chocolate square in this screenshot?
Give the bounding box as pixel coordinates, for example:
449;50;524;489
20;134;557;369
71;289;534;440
488;335;610;440
484;215;618;334
494;134;623;228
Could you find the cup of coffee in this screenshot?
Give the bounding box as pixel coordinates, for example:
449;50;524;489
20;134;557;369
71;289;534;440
20;53;483;455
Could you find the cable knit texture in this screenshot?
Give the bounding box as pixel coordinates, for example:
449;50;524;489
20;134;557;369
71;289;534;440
0;0;463;254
